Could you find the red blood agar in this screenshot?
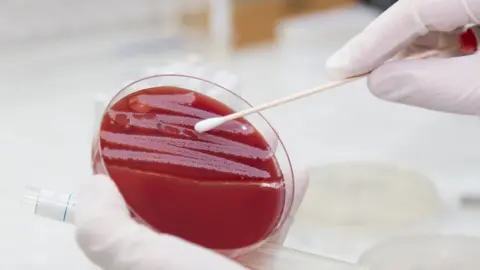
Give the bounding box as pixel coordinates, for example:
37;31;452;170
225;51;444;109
93;86;285;250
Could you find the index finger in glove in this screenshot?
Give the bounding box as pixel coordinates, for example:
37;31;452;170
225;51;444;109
326;0;480;79
267;166;309;244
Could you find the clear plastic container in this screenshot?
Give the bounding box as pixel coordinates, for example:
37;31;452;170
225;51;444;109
91;74;295;257
359;234;480;270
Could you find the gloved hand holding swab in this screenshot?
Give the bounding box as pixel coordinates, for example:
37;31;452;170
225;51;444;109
194;47;453;133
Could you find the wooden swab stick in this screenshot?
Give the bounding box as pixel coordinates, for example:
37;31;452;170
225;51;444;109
194;48;450;133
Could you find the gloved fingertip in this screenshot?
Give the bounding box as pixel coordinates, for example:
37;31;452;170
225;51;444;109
325;49;354;80
267;166;309;244
290;166;309;219
292;167;309;213
288;166;309;221
284;165;309;214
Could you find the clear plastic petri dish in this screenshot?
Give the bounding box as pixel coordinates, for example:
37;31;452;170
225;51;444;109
91;74;295;257
236;242;366;270
287;162;444;263
358;234;480;270
296;162;441;230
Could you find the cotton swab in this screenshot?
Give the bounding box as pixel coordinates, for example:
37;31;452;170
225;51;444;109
194;77;360;133
194;48;448;133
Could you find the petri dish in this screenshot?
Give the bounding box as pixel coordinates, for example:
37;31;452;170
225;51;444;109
359;234;480;270
91;74;295;257
236;242;365;270
296;162;441;229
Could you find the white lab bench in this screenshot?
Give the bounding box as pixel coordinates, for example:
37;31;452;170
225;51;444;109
1;5;480;269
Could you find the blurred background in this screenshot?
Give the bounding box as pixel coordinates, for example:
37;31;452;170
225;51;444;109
4;0;480;269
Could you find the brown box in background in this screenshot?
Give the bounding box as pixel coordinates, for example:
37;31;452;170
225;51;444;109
180;0;357;50
232;0;357;48
181;8;210;34
232;0;283;48
283;0;356;17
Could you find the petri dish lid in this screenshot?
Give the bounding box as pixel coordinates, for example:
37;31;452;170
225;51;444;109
296;162;441;229
359;234;480;270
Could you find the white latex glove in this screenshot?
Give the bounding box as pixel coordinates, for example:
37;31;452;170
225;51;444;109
326;0;480;115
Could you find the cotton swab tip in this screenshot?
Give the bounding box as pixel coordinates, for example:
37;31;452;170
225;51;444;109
194;117;226;133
